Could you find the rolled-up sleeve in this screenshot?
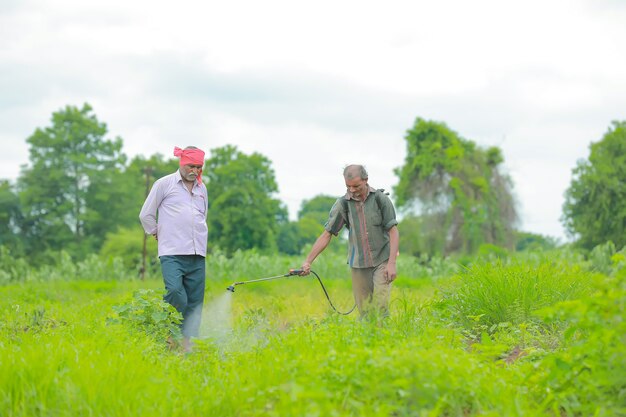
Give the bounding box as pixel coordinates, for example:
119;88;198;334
381;194;398;230
324;199;347;236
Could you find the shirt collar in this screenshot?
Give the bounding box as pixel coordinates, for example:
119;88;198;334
343;185;376;201
174;169;201;190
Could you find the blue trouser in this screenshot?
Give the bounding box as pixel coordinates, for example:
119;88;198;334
159;255;206;338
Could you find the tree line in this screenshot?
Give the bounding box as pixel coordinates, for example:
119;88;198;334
1;104;624;269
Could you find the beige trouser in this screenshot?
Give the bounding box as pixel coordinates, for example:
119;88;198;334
351;261;391;317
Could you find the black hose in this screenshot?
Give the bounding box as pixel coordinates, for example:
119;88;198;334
309;270;356;315
227;269;357;315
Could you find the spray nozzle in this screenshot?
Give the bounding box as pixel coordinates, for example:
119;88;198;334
226;285;235;292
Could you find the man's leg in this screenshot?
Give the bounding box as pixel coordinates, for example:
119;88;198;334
351;266;374;316
160;256;189;315
181;255;206;347
372;261;392;317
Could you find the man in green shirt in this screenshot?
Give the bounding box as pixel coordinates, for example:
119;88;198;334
300;165;399;316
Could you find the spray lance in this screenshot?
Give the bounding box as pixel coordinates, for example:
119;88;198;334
226;269;356;315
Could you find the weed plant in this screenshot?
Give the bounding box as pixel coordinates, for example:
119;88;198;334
442;261;593;330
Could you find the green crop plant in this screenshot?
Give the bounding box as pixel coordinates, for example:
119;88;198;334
1;255;624;416
0;248;457;287
108;288;183;344
531;270;626;415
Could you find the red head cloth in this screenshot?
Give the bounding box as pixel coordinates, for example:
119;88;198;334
173;146;205;184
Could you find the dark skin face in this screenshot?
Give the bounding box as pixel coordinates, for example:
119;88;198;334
345;176;368;201
179;164;202;184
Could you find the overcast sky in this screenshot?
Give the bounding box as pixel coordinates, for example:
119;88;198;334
2;0;625;240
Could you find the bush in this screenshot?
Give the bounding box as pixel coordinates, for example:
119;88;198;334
442;261;593;332
77;254;131;281
533;270;626;415
0;245;31;284
100;226;158;272
477;243;509;261
108;289;183;343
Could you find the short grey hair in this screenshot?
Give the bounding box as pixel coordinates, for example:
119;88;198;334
343;164;368;180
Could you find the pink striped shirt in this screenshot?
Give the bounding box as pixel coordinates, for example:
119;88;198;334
139;170;208;257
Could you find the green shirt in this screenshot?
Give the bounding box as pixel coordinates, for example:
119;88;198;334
324;187;398;268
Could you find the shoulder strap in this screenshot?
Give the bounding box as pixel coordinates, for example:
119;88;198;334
375;188;389;211
338;189;389;231
342;189;388;215
339;197;349;229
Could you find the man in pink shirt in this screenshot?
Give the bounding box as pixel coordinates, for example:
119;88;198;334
139;146;208;352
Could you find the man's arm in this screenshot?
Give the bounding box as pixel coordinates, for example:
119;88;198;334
300;230;333;275
139;182;162;237
384;225;399;283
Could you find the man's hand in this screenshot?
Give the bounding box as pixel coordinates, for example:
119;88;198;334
383;262;397;283
300;262;311;276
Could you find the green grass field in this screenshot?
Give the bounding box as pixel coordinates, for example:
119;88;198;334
1;261;624;416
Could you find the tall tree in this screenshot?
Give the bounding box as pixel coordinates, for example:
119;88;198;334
298;195;338;227
394;118;517;256
0;180;23;254
98;153;179;272
562;121;626;249
277;195;340;255
204;145;284;255
116;154;179;228
18;104;126;258
514;231;559;252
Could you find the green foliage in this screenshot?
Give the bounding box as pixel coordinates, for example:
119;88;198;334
100;226;159;274
97;153;185;272
203;249;455;285
0;249;131;284
562;120;626;249
452;244;512;269
515;231;560;252
397;214;427;257
0;180;23;254
0;245;30;284
17;103;127;260
121;154;179;228
205;145;284;255
277;195;343;255
585;242;626;278
534;269;626;415
35;251;130;282
587;241;618;275
298;194;338;225
2;259;624;416
442;261;593;332
476;243;509;261
394;118;518;256
276;221;307;255
1;247;454;287
109;289;183;342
